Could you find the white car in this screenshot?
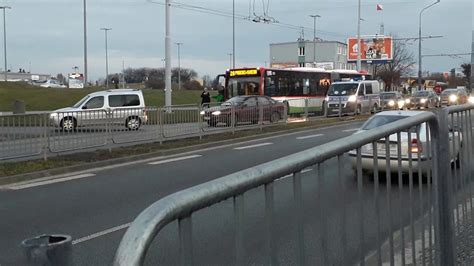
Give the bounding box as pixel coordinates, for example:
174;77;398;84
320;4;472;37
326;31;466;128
349;110;462;174
40;79;67;88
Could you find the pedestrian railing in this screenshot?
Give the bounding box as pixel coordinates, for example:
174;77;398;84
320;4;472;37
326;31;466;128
114;104;474;266
0;102;291;161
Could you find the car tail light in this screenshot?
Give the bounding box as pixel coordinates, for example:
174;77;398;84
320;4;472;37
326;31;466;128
410;139;422;153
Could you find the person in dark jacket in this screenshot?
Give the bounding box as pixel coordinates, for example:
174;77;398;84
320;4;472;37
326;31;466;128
201;87;211;107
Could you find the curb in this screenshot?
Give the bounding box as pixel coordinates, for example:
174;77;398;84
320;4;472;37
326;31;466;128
0;118;367;185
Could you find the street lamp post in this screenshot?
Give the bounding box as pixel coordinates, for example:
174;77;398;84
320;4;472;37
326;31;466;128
0;6;11;82
227;53;232;69
232;0;235;69
309;14;321;66
100;28;112;88
83;0;88;86
357;0;361;71
418;0;440;90
175;42;183;90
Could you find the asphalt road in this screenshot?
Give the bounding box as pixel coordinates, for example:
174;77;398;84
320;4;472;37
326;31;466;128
0;120;438;265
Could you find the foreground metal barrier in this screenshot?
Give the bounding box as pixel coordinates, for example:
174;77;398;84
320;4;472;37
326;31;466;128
114;106;474;265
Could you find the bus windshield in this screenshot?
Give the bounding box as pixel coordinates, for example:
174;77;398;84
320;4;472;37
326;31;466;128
327;83;359;96
227;77;260;97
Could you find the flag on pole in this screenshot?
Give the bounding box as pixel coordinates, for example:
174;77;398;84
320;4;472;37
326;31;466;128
377;4;383;11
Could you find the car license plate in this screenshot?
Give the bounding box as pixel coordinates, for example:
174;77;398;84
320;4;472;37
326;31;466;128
203;116;210;120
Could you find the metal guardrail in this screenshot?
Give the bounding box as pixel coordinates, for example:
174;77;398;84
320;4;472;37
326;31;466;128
0;102;291;161
114;107;474;265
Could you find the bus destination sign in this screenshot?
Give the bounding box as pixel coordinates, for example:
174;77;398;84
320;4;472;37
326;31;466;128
229;69;259;77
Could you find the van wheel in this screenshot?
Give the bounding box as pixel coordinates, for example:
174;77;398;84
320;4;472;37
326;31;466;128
60;117;76;132
126;116;141;130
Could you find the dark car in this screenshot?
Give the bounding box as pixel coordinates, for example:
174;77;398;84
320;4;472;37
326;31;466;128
201;95;285;127
440;88;468;106
409;90;439;109
380;91;405;110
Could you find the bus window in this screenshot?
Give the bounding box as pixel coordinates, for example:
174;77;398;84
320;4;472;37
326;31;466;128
227;77;260;97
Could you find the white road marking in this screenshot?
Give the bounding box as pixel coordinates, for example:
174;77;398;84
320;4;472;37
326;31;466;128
148;154;202;165
296;134;324;140
234;142;273;150
72;223;131;245
342;128;359;132
8;173;96;190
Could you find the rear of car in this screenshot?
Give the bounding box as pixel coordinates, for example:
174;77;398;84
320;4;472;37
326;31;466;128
349;111;462;174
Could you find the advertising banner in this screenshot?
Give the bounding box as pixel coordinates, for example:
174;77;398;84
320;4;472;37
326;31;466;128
347;36;393;63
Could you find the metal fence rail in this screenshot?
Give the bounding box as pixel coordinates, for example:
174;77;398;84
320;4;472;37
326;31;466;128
0;102;292;161
114;109;467;265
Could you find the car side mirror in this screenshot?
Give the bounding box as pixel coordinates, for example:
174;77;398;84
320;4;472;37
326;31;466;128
82;106;87;110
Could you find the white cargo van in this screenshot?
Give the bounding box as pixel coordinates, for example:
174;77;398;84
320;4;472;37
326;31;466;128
49;89;148;131
325;80;380;116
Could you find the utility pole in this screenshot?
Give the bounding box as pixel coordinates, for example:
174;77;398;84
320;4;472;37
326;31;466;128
165;0;172;108
0;6;11;82
232;0;235;69
175;42;183;90
122;59;125;89
309;14;321;66
418;0;440;90
83;0;88;86
357;0;361;72
100;28;112;89
227;53;232;69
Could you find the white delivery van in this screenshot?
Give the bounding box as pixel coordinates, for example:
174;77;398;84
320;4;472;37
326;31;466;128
325;80;380;116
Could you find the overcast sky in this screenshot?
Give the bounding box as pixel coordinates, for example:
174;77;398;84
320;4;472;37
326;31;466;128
1;0;473;80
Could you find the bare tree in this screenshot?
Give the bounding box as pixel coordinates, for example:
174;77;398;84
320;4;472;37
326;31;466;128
373;40;416;90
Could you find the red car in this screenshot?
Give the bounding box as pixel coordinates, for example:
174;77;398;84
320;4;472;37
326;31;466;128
201;96;285;127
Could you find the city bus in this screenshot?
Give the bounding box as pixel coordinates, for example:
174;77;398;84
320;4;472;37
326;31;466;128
219;67;371;114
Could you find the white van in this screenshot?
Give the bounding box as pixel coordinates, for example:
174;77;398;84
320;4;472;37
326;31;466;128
49;89;148;131
325;80;380;116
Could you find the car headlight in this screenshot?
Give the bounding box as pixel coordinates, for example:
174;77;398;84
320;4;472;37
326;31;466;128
347;95;357;102
469;96;474;104
200;111;205;115
405;98;411;104
388;100;395;106
324;96;329;102
420;98;427;104
449;94;458;102
212;111;221;116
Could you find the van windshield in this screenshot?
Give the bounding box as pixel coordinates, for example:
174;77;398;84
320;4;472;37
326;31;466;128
327;83;358;96
73;95;90;108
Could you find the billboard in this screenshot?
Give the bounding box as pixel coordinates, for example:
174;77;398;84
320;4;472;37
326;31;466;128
347;36;393;63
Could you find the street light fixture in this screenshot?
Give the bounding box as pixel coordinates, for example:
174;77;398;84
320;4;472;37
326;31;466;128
418;0;440;90
100;27;112;88
0;6;11;82
309;14;321;66
175;42;183;90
